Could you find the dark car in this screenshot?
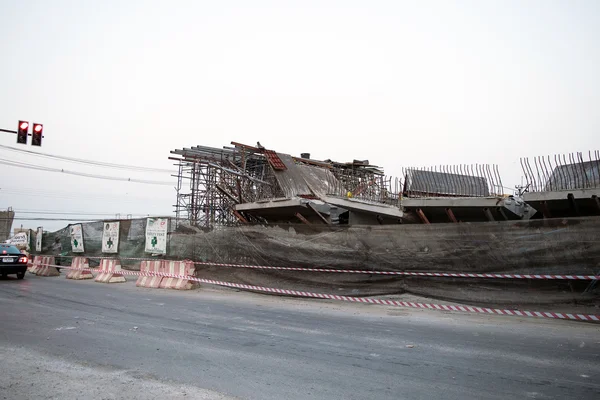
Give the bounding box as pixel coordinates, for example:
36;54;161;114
0;244;28;279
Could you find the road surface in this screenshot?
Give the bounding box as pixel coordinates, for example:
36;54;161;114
1;275;599;399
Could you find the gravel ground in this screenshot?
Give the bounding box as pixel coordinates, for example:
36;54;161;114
0;346;235;400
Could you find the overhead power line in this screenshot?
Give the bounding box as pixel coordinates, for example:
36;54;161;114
1;216;175;222
12;210;155;216
0;158;173;185
0;187;172;203
0;144;175;173
0;193;167;206
0;217;103;221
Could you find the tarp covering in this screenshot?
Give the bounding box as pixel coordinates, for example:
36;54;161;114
273;153;338;198
297;164;338;198
37;216;600;310
273;153;315;197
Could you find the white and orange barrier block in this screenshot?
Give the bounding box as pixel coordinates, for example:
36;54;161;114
28;256;43;274
33;256;59;277
94;258;126;283
66;257;94;280
136;260;163;288
159;260;197;290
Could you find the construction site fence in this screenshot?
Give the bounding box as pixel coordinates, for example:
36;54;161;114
34;216;600;276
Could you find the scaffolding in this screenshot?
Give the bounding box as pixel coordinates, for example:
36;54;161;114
327;160;400;205
170;143;284;228
170;141;400;228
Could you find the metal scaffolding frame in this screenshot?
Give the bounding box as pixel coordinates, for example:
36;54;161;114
170;144;283;228
326;162;400;205
170;141;401;228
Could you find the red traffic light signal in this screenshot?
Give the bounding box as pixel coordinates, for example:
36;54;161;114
17;120;29;144
32;123;43;146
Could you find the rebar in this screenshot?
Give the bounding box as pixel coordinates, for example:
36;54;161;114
519;151;600;192
401;163;502;198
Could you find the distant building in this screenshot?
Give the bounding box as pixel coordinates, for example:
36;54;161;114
0;208;15;242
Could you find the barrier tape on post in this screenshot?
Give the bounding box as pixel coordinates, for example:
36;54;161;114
35;262;600;322
41;256;600;280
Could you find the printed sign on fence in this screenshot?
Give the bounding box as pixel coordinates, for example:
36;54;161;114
7;232;29;249
70;224;85;253
145;217;168;254
102;221;120;253
36;227;43;252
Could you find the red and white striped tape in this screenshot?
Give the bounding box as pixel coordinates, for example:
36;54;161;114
37;262;600;322
193;262;600;281
44;256;600;280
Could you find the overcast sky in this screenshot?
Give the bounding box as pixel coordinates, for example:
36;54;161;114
1;0;598;232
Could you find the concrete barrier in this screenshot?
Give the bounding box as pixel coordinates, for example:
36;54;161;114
136;260;163;288
28;256;43;274
66;257;94;280
95;259;126;283
34;256;59;277
159;260;197;290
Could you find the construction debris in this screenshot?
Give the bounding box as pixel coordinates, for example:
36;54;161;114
170;142;599;227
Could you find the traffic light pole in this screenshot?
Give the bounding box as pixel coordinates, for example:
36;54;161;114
1;128;43;139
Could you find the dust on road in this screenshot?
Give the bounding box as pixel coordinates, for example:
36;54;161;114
0;346;235;400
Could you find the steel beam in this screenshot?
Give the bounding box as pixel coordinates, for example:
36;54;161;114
483;208;495;221
416;208;430;224
295;213;312;225
307;203;331;225
445;207;458;223
592;195;600;213
567;193;579;216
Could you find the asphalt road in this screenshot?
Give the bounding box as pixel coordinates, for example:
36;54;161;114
1;275;599;400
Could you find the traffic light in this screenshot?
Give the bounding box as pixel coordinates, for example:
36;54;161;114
17;120;28;144
32;123;43;146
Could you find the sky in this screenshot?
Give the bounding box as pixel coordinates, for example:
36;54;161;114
0;0;598;232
